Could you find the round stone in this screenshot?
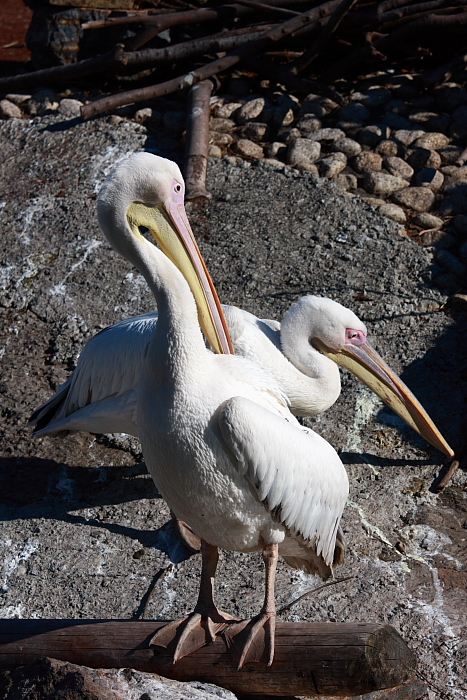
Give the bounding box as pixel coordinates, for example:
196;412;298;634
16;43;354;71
319;153;347;178
333;173;358;190
376;140;400;157
0;99;22;119
5;93;31;106
392;187;435;212
237;97;271;124
437;145;462;165
237;122;269;142
407;148;442;171
384;156;414;180
393;129;425;146
209;131;234;147
415;168;444;191
209;117;235;133
363;172;409;195
287;138;321;170
358;125;389;147
308;128;346;143
296;116;322;135
352;151;383;173
234;139;264;159
271;107;294;127
332;138;361;157
213;102;242;119
299;102;326;119
338;102;370;123
382;113;410;130
379;203;407;224
208;144;222;158
413;132;450;150
412;212;444;229
264;142;287;159
58;98;83;118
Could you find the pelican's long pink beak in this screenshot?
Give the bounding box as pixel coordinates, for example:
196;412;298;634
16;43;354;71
314;335;455;459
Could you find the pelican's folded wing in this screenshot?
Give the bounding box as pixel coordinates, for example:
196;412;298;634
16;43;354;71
218;396;349;566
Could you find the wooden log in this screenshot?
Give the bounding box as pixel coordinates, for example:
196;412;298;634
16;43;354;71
184;80;214;202
0;620;416;697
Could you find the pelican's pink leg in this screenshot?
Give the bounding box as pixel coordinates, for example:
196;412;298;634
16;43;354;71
150;540;237;662
223;542;278;669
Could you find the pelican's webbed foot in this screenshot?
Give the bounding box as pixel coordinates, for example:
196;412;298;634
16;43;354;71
150;606;238;662
223;611;276;668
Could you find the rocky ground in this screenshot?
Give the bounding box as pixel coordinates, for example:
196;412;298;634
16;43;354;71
1;65;467;305
0;109;467;700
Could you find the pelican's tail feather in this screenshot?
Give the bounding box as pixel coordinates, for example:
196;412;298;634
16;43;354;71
29;379;72;436
280;527;345;580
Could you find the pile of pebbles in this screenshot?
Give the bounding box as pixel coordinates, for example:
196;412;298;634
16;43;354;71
1;69;467;296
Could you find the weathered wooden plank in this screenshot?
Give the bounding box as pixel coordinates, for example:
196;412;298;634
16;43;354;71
0;620;416;697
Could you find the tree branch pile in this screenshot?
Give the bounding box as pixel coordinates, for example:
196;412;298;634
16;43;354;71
1;0;466;105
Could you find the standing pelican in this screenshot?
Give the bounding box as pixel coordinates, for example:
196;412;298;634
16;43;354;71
94;152;349;666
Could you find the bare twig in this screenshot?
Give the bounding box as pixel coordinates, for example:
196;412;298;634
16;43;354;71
184;80;214;201
277;576;354;614
434;458;460;492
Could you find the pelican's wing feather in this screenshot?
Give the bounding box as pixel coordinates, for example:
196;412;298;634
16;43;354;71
218;397;348;566
30;312;158;436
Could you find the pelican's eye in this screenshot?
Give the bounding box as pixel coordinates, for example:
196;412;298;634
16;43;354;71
345;328;366;346
171;179;184;204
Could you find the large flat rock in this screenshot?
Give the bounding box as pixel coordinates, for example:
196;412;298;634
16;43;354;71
0;114;466;699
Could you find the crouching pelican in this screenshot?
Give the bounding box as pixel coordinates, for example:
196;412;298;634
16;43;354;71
93;152;349;666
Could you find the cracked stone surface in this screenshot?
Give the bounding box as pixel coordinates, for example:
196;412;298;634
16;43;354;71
0;114;466;699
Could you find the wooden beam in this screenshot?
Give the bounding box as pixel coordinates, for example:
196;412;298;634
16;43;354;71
0;620;416;697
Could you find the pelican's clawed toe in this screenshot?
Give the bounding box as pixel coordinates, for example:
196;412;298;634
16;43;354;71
223;612;276;669
150;608;239;662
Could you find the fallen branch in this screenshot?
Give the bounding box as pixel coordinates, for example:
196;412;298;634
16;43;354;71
82;0;345;119
184;80;214;201
0;27;275;93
